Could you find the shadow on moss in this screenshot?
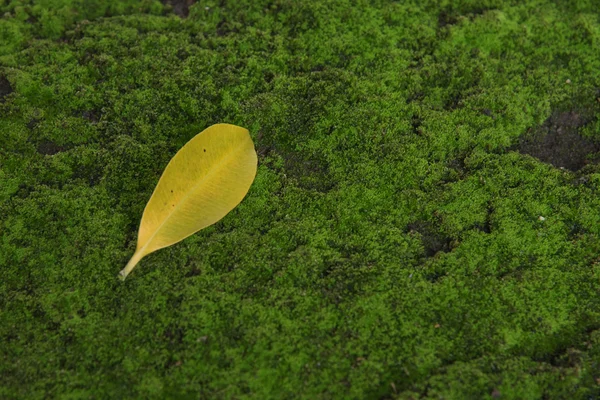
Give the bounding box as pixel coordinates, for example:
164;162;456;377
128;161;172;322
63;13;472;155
406;220;453;258
37;140;67;156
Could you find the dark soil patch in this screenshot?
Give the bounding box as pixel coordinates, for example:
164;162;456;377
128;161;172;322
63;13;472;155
37;140;67;155
162;0;196;18
510;109;600;172
0;76;13;103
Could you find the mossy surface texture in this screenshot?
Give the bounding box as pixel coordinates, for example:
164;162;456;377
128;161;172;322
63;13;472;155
2;0;600;398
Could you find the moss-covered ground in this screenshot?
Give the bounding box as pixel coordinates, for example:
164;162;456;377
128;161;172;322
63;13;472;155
2;0;600;398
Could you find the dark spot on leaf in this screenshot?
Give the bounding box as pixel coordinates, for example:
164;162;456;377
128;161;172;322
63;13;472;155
203;149;206;152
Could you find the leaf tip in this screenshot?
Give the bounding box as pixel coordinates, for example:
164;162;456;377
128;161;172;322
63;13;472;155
119;249;145;280
118;269;128;281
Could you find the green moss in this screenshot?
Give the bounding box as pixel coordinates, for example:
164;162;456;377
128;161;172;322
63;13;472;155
2;0;600;398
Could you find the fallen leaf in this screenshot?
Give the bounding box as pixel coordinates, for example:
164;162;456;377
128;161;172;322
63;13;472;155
119;123;257;280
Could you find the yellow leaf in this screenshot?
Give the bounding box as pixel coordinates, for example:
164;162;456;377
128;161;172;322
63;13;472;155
119;123;257;280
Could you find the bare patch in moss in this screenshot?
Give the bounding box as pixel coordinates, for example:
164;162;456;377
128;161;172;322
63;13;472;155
0;76;13;103
162;0;196;18
37;140;67;155
511;109;600;172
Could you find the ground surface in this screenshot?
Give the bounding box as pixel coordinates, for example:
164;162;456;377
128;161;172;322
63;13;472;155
2;0;600;399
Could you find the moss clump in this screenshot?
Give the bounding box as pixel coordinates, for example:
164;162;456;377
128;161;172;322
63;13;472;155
2;1;600;399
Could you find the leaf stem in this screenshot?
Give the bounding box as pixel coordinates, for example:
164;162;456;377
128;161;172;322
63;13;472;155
119;249;145;281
